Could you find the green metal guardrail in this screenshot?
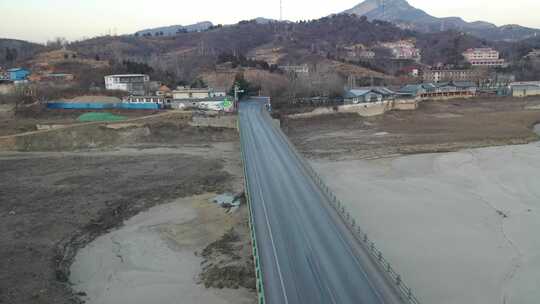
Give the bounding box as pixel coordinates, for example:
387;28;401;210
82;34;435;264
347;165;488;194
261;109;422;304
238;118;266;304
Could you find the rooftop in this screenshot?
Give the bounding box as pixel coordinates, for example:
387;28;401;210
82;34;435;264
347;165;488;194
105;74;149;78
7;68;29;72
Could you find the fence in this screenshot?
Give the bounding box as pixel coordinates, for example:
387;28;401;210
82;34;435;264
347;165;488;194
261;108;422;304
46;102;162;110
238;118;266;304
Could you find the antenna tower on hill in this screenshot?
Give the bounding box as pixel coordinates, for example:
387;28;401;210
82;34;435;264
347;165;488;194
280;0;283;21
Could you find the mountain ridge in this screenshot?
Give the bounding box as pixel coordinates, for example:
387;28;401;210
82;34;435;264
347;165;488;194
135;21;214;37
342;0;539;41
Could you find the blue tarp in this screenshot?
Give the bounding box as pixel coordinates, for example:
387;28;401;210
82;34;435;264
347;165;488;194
47;102;161;110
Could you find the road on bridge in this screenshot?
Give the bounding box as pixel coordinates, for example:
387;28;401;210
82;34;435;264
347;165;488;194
239;99;406;304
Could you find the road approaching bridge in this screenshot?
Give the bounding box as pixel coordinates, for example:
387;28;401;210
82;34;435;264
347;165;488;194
239;99;408;304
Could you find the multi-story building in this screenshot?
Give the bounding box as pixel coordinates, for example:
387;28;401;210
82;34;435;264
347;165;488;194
462;48;505;67
104;74;150;95
423;68;488;83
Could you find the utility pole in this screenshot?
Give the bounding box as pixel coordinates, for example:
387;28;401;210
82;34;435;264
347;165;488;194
234;84;245;102
233;84;245;111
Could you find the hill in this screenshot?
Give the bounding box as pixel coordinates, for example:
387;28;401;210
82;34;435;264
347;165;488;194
70;14;494;70
134;21;214;37
343;0;540;41
0;38;44;66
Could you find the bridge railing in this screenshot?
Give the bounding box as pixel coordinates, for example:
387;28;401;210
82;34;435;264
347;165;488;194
238;117;266;304
262;109;421;304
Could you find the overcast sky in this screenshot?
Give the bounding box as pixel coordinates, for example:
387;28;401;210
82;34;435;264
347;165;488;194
1;0;539;43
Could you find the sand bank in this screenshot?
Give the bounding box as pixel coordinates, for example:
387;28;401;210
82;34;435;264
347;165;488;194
70;195;253;304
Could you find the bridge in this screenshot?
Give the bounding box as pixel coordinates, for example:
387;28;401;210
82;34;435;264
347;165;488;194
239;98;419;304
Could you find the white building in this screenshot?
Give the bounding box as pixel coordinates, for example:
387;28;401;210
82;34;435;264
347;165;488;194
172;86;227;100
172;86;212;99
380;40;421;61
104;74;150;96
462;48;505;67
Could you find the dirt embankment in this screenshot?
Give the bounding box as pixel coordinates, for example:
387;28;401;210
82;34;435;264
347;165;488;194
199;226;256;290
0;104;160;137
0;110;237;152
283;98;540;160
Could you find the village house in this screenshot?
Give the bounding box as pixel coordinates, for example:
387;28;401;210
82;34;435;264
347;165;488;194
7;68;31;81
122;95;172;106
380;40;421;62
344;87;397;104
104;74;150;95
156;85;172;97
398;81;477;100
171;86;227;100
343;44;376;60
510;81;540;97
278;64;310;75
172;86;213;99
423;67;487;83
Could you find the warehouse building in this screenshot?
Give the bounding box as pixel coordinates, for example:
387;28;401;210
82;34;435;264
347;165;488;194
510;82;540;97
7;68;31;81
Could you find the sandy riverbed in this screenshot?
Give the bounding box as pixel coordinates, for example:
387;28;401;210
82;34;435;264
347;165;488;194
312;138;540;304
70;194;254;304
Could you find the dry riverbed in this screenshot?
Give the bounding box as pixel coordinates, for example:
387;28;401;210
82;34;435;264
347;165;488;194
285;98;540;304
0;115;256;304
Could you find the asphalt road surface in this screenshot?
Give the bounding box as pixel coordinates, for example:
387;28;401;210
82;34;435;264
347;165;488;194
239;99;405;304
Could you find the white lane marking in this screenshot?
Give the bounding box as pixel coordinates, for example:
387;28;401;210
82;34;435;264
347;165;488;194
244;104;290;304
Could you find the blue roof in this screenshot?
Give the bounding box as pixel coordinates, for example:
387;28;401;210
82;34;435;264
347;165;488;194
346;89;371;97
399;84;423;93
452;81;477;88
355;86;396;96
